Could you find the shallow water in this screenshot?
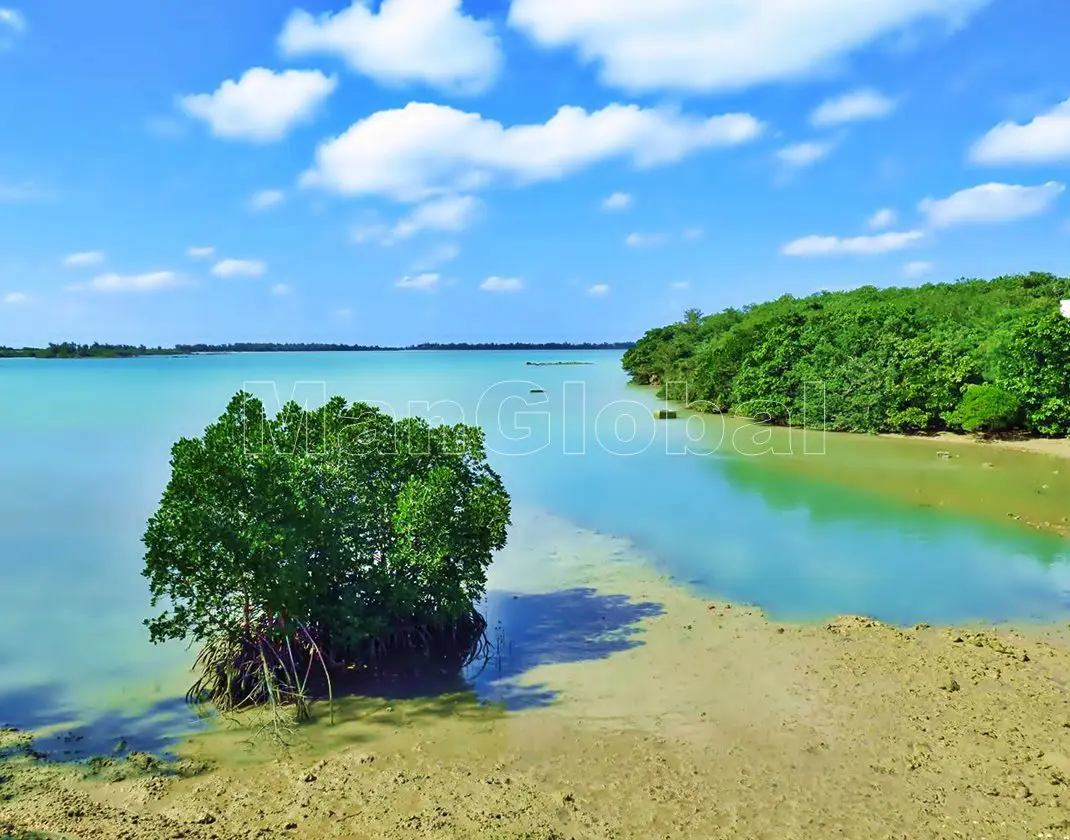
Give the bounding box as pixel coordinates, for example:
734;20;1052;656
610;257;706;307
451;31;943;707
2;350;1069;756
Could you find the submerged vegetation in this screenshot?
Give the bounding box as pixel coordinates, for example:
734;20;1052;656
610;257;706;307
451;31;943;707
623;272;1070;437
141;392;511;726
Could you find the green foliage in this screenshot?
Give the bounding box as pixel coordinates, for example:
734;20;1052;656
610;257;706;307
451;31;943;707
622;272;1070;436
948;384;1023;435
142;392;511;659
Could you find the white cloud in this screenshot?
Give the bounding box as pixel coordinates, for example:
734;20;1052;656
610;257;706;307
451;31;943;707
969;97;1070;165
187;246;215;258
69;271;182;293
481;276;523;293
782;230;925;256
412;243;461;271
2;291;28;304
271;283;290;295
302;102;764;202
212;258;266;277
391;195;480;240
918;181;1065;227
625;232;666;248
602;191;632;211
0;8;25;35
396;272;440;291
867;207;897;229
279;0;501;96
810;89;897;126
353;195;482;245
627;228;701;247
776;140;834;168
248;189;285;211
507;0;988;93
903;260;933;278
671;281;690;290
587;283;610;296
63;251;105;267
179;68;338;143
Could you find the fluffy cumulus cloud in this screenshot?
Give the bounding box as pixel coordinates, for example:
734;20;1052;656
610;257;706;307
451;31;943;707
279;0;501;95
480;276;523;292
248;189;285;211
187;246;215;258
776;141;834;168
396;272;440;291
810;89;897;127
63;250;105;267
2;291;28;304
69;271;182;293
782;230;924;256
918;182;1065;227
602;191;632;210
969;98;1070;165
867;208;897;229
180;68;337;143
212;258;267;277
587;283;610;296
301;102;764;202
506;0;989;93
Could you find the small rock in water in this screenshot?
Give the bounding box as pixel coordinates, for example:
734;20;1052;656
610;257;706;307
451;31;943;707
936;450;951;459
939;676;961;693
982;462;995;469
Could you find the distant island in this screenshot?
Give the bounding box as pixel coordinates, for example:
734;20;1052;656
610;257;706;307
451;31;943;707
0;341;635;359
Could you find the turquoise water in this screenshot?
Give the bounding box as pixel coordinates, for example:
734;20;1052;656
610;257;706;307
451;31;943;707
2;350;1070;753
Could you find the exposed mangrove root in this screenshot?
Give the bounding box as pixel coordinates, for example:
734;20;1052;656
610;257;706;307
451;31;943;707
187;610;490;723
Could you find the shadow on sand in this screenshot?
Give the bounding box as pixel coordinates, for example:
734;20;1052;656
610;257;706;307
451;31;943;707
0;587;663;762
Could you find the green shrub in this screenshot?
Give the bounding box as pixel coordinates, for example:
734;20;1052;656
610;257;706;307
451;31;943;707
949;384;1023;435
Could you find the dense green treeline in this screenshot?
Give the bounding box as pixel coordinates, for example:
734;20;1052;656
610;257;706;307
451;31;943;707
622;272;1070;437
0;340;634;358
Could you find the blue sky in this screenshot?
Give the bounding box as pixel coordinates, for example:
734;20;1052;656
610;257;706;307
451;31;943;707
0;0;1068;346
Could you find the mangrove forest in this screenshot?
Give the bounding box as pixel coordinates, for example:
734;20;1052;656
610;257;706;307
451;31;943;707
622;272;1070;437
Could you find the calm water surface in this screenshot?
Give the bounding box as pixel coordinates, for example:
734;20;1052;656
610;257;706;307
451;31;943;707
2;351;1069;754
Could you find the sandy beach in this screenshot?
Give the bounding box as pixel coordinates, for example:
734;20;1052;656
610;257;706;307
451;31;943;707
4;521;1070;839
884;430;1070;461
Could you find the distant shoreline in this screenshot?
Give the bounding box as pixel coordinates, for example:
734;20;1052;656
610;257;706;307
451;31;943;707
0;342;635;360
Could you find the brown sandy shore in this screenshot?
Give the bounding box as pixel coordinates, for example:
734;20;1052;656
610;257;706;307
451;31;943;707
884;430;1070;461
4;526;1070;840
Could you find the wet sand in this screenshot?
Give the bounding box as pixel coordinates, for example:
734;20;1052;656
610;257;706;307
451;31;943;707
4;524;1070;839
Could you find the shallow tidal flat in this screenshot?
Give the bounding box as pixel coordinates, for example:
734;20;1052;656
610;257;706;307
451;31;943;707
5;511;1070;839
